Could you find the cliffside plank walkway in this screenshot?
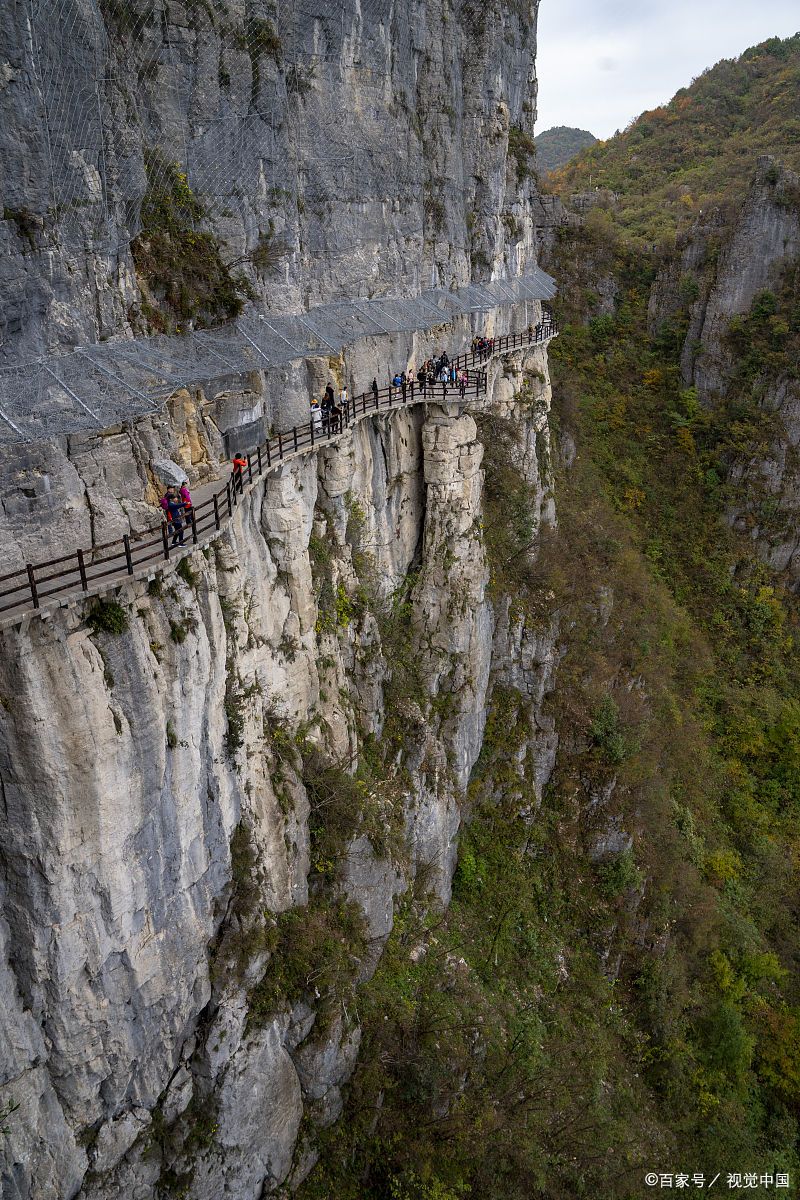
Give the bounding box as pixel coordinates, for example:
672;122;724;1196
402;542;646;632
0;322;557;628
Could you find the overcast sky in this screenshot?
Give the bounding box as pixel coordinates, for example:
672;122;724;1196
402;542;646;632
535;1;799;140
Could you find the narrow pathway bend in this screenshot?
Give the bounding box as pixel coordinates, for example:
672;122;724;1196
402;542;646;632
0;323;557;628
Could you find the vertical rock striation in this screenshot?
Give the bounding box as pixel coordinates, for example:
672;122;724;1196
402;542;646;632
0;342;560;1199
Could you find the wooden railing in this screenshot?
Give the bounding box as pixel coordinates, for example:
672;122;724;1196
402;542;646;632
0;320;557;622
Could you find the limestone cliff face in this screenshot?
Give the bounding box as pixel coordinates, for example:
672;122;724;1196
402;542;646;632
648;156;800;583
0;343;560;1199
0;0;547;576
0;3;558;1193
0;0;541;364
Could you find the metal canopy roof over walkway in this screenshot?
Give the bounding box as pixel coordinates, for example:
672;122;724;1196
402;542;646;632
0;268;556;445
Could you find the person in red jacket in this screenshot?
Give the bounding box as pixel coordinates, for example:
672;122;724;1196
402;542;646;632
232;452;247;492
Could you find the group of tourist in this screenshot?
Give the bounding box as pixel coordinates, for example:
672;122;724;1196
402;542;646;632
310;382;350;435
308;354;473;431
471;335;496;361
158;339;492;543
412;352;468;396
159;483;193;547
159;453;246;547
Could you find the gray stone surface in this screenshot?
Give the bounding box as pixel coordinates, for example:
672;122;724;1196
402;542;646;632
0;349;561;1200
0;0;543;369
0;3;570;1196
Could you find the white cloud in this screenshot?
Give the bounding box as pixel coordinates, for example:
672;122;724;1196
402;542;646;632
535;0;800;139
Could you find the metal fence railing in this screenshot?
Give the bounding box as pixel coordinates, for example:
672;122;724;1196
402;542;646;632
0;319;557;623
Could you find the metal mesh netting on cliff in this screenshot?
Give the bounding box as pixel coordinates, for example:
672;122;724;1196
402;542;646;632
24;0;453;248
0;268;557;443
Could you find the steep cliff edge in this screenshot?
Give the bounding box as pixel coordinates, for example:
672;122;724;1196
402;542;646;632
0;2;565;1194
647;157;800;581
0;345;559;1199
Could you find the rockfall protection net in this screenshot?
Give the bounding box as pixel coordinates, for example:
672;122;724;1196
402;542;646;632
0;268;556;443
24;0;463;245
8;0;551;444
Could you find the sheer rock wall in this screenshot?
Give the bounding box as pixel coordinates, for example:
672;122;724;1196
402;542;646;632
0;345;560;1200
0;3;559;1194
0;0;541;364
648;156;800;584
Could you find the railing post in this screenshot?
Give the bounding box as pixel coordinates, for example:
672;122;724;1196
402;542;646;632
247;454;253;484
190;508;198;544
226;480;233;517
77;548;88;591
162;523;170;561
266;440;271;467
257;446;263;474
213;493;221;531
26;564;39;609
293;426;298;453
123;534;134;575
310;419;315;447
278;432;283;459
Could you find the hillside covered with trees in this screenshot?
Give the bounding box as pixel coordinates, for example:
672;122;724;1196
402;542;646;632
534;125;597;175
550;34;800;244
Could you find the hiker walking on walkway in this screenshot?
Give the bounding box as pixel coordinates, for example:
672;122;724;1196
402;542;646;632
331;395;343;434
372;378;379;406
339;385;349;424
321;388;333;434
459;370;467;399
232;452;247;493
163;486;187;547
310;397;322;435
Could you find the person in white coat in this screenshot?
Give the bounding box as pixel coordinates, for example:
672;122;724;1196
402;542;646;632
310;396;322;436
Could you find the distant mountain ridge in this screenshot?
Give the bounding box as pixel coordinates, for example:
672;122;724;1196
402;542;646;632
534;126;597;175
